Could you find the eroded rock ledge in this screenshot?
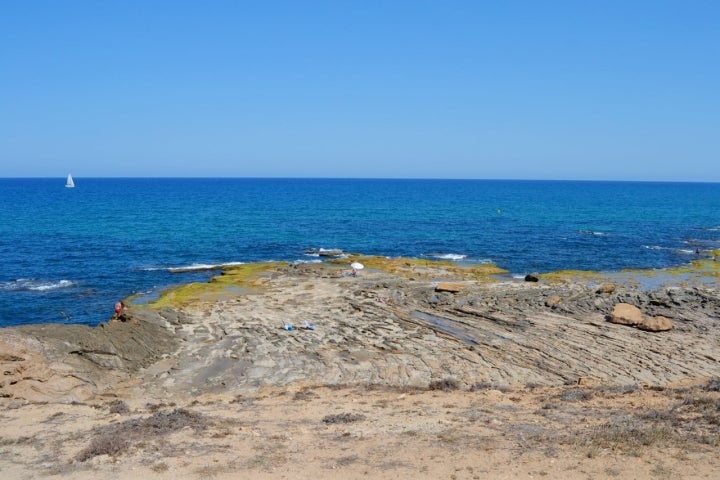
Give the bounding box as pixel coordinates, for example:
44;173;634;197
0;308;179;403
2;261;719;405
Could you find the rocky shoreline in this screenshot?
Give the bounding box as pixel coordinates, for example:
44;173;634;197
1;257;719;479
3;259;719;404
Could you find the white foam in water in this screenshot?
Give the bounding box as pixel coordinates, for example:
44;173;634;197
168;261;245;273
431;253;467;261
32;280;74;291
0;279;75;292
140;265;167;271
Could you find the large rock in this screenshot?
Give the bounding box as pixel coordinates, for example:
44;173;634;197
638;315;674;332
609;303;673;332
596;283;616;294
0;332;93;403
435;282;463;293
0;308;178;403
545;296;562;308
609;303;644;326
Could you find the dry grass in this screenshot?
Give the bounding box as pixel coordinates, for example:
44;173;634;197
75;408;209;462
428;378;461;392
293;388;320;401
5;380;718;478
703;376;720;392
559;388;593;402
470;381;512;392
106;399;131;415
322;412;366;424
562;382;720;453
76;433;130;461
587;418;674;450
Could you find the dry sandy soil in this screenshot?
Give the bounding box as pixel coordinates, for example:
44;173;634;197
1;260;719;479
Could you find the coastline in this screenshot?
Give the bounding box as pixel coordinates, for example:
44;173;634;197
4;178;720;328
1;255;719;478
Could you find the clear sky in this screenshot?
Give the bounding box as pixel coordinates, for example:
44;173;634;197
2;1;718;181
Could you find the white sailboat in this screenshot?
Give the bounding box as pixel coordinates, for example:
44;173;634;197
65;174;75;188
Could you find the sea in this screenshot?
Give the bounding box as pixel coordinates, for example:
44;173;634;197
1;178;719;328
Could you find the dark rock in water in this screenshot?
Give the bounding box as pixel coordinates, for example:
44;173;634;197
317;249;343;257
524;273;540;282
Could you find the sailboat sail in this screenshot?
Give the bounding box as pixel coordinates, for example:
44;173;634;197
65;174;75;188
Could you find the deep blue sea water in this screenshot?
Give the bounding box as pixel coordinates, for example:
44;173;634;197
1;178;719;327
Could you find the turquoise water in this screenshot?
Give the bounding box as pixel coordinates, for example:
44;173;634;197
1;178;718;327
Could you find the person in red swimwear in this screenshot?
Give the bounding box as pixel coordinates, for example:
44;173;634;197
114;301;122;319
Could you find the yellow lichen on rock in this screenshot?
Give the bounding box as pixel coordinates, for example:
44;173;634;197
150;262;288;309
539;270;606;284
329;254;506;281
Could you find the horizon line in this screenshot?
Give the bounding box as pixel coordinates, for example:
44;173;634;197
2;176;719;184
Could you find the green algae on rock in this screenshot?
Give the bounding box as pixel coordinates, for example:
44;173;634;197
149;262;288;309
328;254;507;281
538;270;608;284
533;255;720;290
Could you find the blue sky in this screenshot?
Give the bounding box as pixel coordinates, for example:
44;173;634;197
2;1;718;181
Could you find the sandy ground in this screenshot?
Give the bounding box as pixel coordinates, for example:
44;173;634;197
2;261;719;478
2;381;719;479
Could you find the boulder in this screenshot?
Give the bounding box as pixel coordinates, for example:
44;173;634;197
524;273;540;282
638;315;674;332
596;283;616;294
435;282;462;293
545;295;562;308
609;303;644;326
609;304;674;332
